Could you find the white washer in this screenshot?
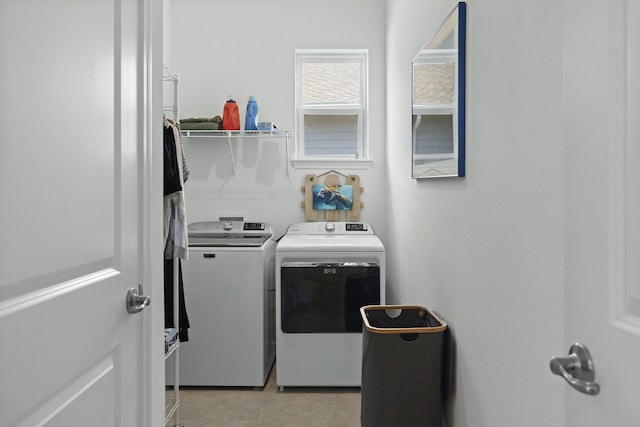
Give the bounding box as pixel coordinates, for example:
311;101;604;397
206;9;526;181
169;221;276;387
275;222;385;388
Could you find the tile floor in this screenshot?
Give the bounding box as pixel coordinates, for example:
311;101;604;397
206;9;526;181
166;366;362;427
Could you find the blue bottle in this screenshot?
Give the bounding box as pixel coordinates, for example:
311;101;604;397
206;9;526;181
245;96;258;130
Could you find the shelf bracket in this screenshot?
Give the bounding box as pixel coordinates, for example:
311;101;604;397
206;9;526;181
285;133;290;177
226;131;237;176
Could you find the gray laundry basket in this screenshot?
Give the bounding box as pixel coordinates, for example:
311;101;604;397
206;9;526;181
360;305;450;427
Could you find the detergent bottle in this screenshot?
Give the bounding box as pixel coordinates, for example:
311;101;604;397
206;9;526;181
244;96;259;130
221;97;240;130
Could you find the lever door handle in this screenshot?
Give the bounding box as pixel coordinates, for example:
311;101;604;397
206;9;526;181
550;343;600;395
126;286;151;314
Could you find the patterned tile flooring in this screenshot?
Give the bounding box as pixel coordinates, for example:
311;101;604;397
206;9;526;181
166;366;362;427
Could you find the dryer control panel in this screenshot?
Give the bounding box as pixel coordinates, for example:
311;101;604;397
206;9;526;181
346;223;368;231
286;222;374;235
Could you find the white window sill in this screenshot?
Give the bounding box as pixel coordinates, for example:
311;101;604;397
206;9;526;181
291;158;373;170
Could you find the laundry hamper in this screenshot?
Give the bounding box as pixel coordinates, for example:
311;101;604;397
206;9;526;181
360;305;450;427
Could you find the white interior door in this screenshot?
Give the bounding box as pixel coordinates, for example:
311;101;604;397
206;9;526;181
562;0;640;424
0;1;153;426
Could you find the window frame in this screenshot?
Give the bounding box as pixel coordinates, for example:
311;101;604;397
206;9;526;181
294;49;369;166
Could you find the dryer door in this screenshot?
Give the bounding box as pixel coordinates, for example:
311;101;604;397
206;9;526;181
280;262;381;333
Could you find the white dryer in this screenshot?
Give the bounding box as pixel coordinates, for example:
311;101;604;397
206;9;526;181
168;221;276;387
275;222;385;388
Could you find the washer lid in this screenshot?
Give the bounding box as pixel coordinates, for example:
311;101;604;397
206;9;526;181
188;221;272;247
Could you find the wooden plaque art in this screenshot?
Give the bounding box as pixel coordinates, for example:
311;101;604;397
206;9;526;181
300;172;364;222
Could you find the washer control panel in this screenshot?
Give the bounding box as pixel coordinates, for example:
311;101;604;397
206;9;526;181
244;222;266;231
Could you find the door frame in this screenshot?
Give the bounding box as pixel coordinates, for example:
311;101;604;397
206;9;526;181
141;0;165;425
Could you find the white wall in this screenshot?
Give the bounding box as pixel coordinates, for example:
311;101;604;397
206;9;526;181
385;0;564;426
163;0;172;63
167;0;387;239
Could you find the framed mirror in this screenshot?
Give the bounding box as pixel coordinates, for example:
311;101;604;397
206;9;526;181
412;2;466;178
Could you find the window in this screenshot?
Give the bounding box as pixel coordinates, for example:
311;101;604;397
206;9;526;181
295;49;368;162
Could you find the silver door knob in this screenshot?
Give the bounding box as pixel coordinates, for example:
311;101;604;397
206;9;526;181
550;342;600;395
126;287;150;314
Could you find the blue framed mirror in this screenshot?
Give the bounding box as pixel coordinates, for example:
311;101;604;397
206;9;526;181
412;2;466;178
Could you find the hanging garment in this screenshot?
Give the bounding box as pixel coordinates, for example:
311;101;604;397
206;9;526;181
164;259;190;342
163;118;188;260
163;118;190;340
164;198;177;260
169;118;189;183
163;122;182;196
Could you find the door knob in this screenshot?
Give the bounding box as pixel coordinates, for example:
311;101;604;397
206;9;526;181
550;342;600;395
126;286;150;314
